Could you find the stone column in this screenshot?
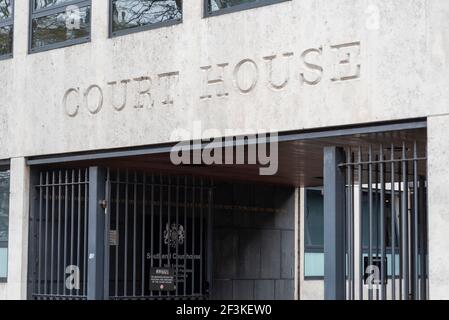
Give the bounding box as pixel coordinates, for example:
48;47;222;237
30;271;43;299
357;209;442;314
6;158;30;300
428;115;449;299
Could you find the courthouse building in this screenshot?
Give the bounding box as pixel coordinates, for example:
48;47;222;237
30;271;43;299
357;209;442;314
0;0;448;300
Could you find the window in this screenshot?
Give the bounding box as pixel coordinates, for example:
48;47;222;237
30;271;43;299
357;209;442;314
304;189;325;278
205;0;288;16
110;0;182;37
30;0;91;53
0;0;13;60
304;188;401;279
0;167;10;282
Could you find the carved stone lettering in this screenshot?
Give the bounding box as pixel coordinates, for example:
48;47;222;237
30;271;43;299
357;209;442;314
134;76;153;109
300;48;323;85
159;71;180;106
108;79;130;111
63;88;80;117
330;42;361;82
200;63;229;100
263;53;294;90
233;59;259;94
84;85;103;115
63;41;362;118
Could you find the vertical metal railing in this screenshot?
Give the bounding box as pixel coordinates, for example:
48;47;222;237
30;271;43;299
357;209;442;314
106;170;212;300
30;168;89;300
340;141;427;300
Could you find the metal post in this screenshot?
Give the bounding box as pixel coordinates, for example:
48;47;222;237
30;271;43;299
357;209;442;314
27;168;40;300
87;167;106;300
401;144;409;300
207;187;214;297
324;146;346;300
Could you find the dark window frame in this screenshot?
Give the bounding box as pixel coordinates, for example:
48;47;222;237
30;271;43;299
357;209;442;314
28;0;91;54
304;188;323;253
0;162;10;283
204;0;290;18
109;0;183;38
0;0;14;61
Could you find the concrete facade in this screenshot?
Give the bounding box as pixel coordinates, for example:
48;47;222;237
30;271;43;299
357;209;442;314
0;0;448;299
0;158;29;300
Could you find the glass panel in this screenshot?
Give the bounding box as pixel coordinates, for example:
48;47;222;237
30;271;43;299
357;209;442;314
0;24;12;56
0;170;10;244
0;0;12;21
304;189;324;248
0;248;7;278
304;252;324;278
0;168;8;279
208;0;258;12
33;0;74;11
111;0;182;33
31;5;90;50
303;188;401;278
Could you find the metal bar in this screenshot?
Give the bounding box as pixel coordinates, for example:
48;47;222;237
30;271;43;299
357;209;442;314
346;149;351;300
358;147;363;301
150;174;154;297
63;171;68;297
133;172;137;297
368;146;373;300
380;146;386;300
401;143;409;300
399;160;403;300
77;170;82;296
375;154;380;301
175;177;180;297
200;179;204;295
207;185;214;298
184;177;187;297
351;154;355;300
124;170;129;297
28;168;40;300
418;176;426;300
87;167;106;300
83;169;88;297
103;169;110;299
192;177;196;295
142;173;146;297
413;142;419;300
167;176;172;298
115;169;120;297
391;145;396;300
70;170;75;296
44;172;49;295
323;146;346;300
159;174;163;297
424;174;429;299
37;172;43;295
57;171;62;296
50;171;55;296
168;176;172;272
339;157;427;167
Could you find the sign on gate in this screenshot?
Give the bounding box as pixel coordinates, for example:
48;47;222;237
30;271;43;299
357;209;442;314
150;268;176;292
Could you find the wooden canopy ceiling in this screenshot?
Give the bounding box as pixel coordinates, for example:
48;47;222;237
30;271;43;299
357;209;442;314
47;128;426;188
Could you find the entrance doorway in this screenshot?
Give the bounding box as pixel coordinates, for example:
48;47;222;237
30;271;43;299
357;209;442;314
26;121;427;300
105;171;212;300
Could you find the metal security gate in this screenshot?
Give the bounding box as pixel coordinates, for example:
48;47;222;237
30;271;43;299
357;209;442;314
28;168;213;300
340;142;427;300
29;169;89;300
105;170;213;300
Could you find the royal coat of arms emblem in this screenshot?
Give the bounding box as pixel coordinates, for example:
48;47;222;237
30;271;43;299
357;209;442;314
164;223;185;248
